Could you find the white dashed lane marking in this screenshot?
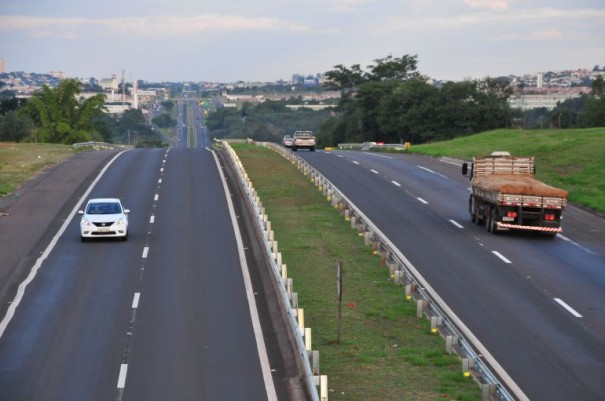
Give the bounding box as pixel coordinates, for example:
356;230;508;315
492;251;512;264
449;220;464;229
117;364;128;389
554;298;583;318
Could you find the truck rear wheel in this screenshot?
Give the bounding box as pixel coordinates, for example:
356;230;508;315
488;208;499;234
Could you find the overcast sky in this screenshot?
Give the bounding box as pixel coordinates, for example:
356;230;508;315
1;0;603;83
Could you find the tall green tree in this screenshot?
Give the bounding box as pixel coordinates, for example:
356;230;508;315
19;79;106;144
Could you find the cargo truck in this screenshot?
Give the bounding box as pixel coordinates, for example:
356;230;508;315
462;152;568;236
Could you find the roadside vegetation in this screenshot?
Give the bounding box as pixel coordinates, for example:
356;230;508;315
231;143;482;401
0;142;73;196
409;128;605;214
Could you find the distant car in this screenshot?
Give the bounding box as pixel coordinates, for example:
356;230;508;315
282;135;293;148
79;198;129;241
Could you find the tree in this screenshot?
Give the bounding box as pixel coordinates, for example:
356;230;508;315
367;54;419;81
19;79;106;144
591;74;604;96
323;64;365;92
0;111;33;142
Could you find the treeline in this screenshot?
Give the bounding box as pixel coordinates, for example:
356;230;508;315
0;78;163;146
319;54;605;146
206;100;332;142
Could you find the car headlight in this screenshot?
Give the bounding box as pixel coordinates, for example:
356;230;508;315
81;218;91;226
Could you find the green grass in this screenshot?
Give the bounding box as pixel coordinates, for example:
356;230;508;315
0;143;75;196
409;128;605;213
232;143;482;401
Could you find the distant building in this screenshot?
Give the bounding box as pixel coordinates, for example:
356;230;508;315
508;92;582;111
536;73;543;89
99;74;119;91
0;58;5;73
49;71;66;79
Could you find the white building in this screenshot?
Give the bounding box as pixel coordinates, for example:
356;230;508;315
508;93;581;111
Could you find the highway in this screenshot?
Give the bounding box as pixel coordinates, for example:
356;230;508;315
296;149;605;401
0;113;303;400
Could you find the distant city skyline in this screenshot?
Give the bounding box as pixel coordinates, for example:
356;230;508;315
1;0;604;83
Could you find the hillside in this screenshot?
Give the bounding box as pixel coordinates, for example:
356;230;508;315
410;128;605;213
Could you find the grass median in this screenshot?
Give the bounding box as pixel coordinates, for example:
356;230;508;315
231;143;481;401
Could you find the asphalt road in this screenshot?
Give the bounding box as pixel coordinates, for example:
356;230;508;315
0;145;306;401
297;149;605;401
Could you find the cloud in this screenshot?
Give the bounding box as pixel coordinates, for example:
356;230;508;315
497;29;563;41
465;0;509;12
375;7;605;34
0;14;312;38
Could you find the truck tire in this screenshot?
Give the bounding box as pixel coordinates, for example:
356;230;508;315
488;208;499;234
310;146;315;152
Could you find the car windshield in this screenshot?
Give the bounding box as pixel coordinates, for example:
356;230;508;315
86;202;122;214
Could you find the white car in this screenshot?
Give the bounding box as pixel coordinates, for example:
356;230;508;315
79;198;129;241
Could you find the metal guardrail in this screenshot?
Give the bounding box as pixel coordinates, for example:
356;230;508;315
219;140;325;401
337;142;407;151
262;142;527;401
71;141;131;150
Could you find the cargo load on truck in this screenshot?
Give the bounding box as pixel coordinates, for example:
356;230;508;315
462;151;568;236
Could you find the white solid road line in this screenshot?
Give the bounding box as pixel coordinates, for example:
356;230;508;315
210;149;278;401
554;298;583;318
417;165;447;178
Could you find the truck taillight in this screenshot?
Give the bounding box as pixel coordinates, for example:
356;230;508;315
545;214;556;221
506;211;518;218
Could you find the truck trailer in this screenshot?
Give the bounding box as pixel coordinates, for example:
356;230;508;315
462;152;568;236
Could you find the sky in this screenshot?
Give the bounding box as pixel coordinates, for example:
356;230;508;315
1;0;604;83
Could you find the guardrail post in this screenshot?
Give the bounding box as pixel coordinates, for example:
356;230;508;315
462;358;473;377
281;264;287;283
287;278;293;295
430;316;442;334
320;375;328;401
297;308;305;335
312;350;320;375
350;215;356;228
482;383;495;401
405;283;412;299
417;299;426;318
276;252;282;266
291;292;298;309
305;327;312;353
